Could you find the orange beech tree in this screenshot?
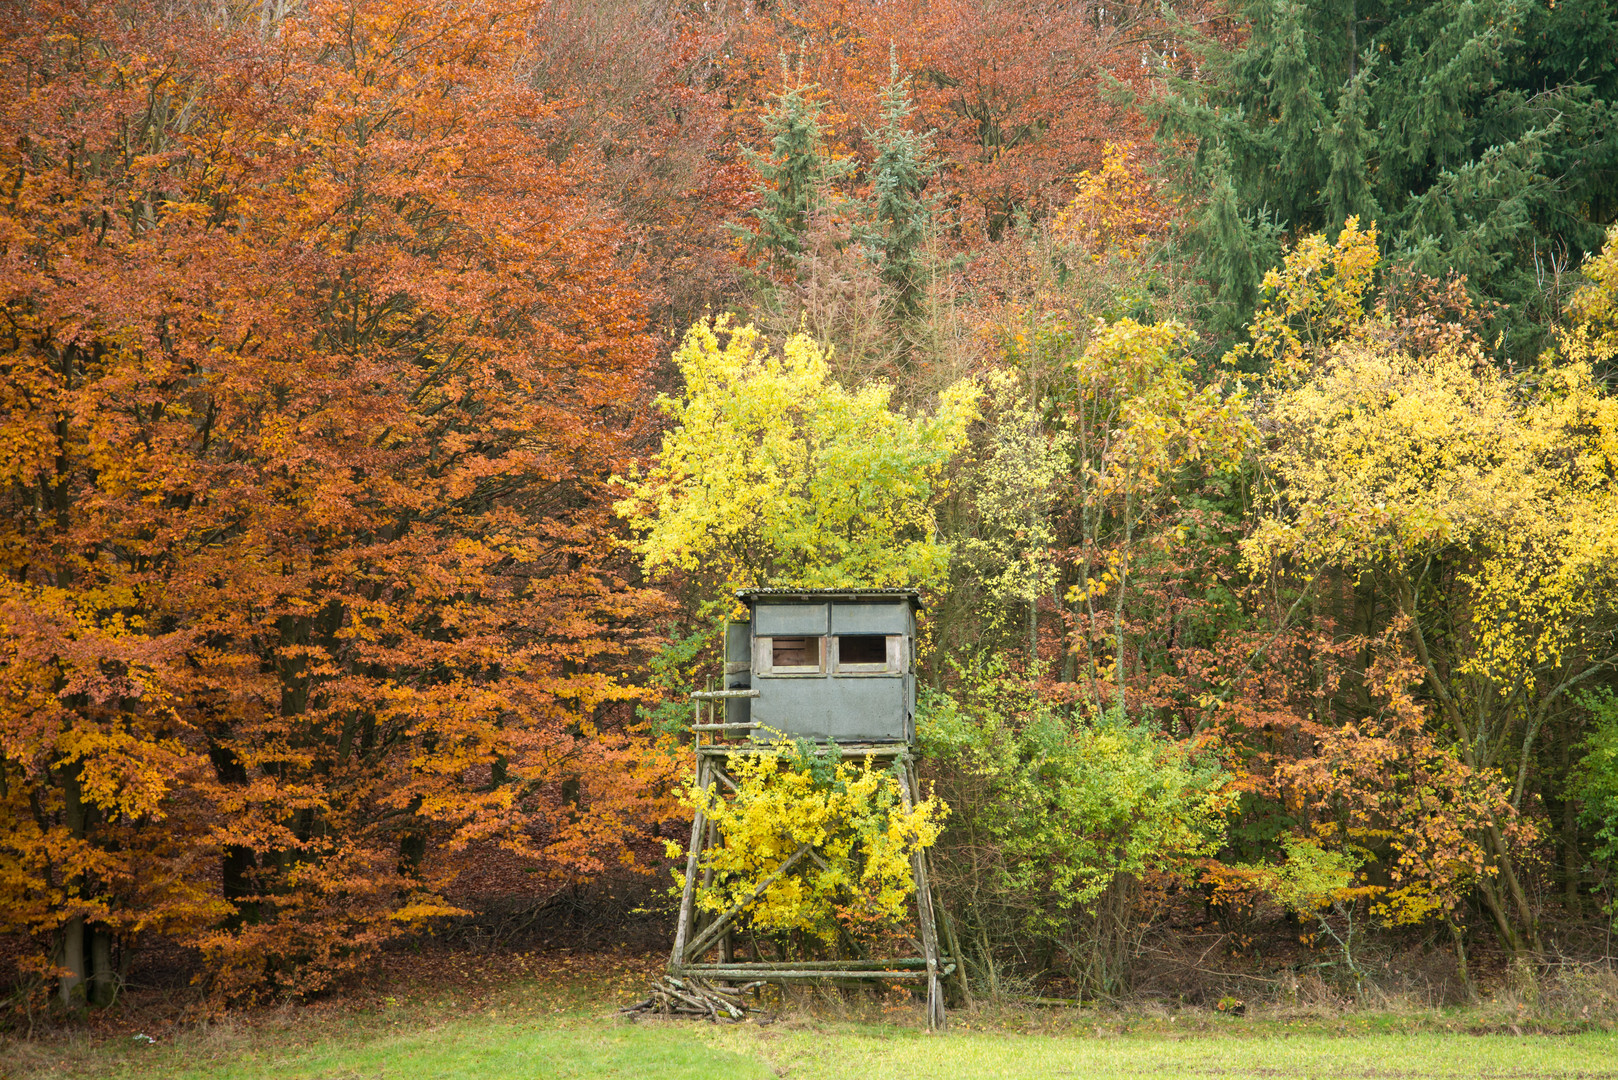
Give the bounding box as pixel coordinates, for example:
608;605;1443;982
704;0;1201;238
523;0;754;328
0;0;677;1006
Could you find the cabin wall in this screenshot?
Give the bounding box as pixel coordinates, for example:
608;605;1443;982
740;597;917;744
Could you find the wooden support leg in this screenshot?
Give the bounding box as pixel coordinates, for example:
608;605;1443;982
902;759;945;1031
670;755;712;970
701;762;736;964
704;806;733;963
683;844;813;963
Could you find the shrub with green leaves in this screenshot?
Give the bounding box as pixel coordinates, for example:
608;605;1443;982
919;671;1228;996
1576;690;1618;916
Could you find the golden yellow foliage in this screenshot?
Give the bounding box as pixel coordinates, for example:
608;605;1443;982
1234;217;1381;382
616;316;979;595
1240;224;1618;957
1564;222;1618;367
1067;318;1253;502
1050;142;1168;263
1247;341;1618;691
676;741;946;942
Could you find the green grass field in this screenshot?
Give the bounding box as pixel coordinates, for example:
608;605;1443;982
22;1014;1618;1080
9;958;1618;1080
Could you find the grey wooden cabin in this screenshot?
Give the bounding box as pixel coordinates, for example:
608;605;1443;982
723;588;920;744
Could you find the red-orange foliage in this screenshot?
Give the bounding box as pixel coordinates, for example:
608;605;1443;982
0;0;678;1006
706;0;1183;238
1187;594;1532;937
524;0;754;328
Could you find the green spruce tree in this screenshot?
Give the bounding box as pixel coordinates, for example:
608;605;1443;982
862;48;939;319
737;64;849;276
1155;0;1618;359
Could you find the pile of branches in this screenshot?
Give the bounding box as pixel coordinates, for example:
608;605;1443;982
621;974;764;1022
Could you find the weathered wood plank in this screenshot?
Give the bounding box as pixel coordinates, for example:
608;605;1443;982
672;966;956;981
669;757;712;968
696;742;911;758
683;958;941;970
903;759;946;1031
681;843;813;962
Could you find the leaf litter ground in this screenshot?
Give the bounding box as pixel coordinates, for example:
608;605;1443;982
7;946;1617;1079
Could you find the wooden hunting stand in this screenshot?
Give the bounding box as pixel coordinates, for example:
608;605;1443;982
666;589;957;1030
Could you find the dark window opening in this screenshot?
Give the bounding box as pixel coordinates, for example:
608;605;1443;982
772;636;821;669
838;635;887;666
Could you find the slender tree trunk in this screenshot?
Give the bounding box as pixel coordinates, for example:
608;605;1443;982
399;794;428;879
57;915;86;1009
209;733;261;926
57;764;88;1008
1028;598;1038;670
89;927;115;1007
1476;872;1524;956
1113;499;1132;714
1403;580;1542;956
1486;823;1542;954
1449;920;1477;1002
1560;719;1583;914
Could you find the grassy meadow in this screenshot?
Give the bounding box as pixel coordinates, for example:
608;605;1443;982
19;1013;1618;1080
8;955;1617;1080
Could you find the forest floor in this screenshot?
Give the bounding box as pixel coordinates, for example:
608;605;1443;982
6;948;1618;1079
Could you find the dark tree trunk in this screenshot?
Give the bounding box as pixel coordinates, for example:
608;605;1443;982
89;927;115;1007
58;764;88;1008
57;915;86;1008
209;733;261;926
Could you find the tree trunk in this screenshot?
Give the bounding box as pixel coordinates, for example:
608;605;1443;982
1449;919;1476;1002
399;826;428;879
1560;719;1582;914
1475;872;1524;956
209;733;261;926
57;915;86;1008
1486;823;1542;954
58;764;89;1008
1028;597;1038;670
89;927;115;1007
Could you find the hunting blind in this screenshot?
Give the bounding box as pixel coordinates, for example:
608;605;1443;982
668;588;958;1029
723;588;919;743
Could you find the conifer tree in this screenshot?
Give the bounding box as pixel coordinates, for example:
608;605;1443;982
863;49;938;319
738;65;849;275
1155;0;1618;357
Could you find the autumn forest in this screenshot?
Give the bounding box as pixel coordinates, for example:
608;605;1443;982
3;0;1618;1024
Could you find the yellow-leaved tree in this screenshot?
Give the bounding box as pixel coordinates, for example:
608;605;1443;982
617;316;980;596
1245;224;1618;955
1566;223;1618;366
619;317;974;955
1048;317;1253;705
676;742;947;945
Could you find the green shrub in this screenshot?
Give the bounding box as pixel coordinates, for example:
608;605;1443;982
919;670;1228;997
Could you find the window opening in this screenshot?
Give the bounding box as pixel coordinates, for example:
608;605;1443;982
837;635;888;667
771;636;822;671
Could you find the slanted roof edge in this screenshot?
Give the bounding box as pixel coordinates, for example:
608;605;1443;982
734;587;924;611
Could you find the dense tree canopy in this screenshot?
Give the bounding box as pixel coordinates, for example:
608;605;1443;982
3;0;1618;1020
0;0;677;1006
616;317;979;598
1158;0;1618;351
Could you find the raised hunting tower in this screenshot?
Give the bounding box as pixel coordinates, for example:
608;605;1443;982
664;587;957;1030
721;587;920;744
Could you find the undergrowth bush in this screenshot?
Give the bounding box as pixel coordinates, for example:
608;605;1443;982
920;669;1228;998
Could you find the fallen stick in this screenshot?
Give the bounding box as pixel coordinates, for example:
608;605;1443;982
620;974;753;1022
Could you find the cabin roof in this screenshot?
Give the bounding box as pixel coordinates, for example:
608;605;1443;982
734;587;923;610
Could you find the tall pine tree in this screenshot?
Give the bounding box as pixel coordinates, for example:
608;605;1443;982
1156;0;1618;357
738;65;849;276
863;48;938;319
